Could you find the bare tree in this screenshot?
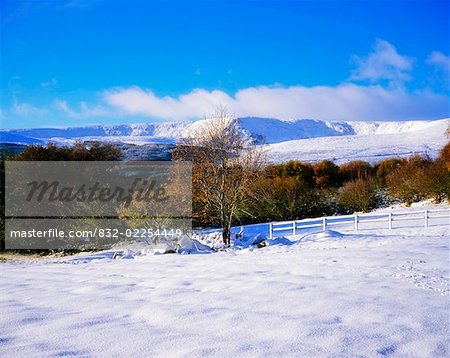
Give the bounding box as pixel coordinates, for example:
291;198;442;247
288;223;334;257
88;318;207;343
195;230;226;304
173;107;264;246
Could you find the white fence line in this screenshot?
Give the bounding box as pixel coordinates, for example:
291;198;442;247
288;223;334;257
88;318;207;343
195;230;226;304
268;208;450;239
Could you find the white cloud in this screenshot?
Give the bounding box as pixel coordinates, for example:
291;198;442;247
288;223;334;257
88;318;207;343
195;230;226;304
54;99;79;118
54;99;112;118
350;39;413;86
104;87;233;119
41;78;58;89
11;100;46;116
79;101;111;117
427;51;450;77
104;84;448;122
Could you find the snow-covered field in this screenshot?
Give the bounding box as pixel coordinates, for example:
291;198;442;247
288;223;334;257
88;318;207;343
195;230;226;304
1;209;449;357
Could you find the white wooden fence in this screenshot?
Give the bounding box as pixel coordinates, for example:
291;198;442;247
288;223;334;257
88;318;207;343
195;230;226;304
268;208;450;239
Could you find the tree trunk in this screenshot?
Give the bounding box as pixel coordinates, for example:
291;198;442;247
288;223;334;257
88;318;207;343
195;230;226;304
221;218;232;247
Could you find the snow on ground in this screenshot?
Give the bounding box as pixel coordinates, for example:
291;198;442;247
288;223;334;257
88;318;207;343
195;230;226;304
1;209;449;357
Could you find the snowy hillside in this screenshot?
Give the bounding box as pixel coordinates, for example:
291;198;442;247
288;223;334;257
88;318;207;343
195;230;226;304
0;122;192;145
2;117;447;144
1;207;448;357
1;117;448;163
266;118;449;164
0;132;45;145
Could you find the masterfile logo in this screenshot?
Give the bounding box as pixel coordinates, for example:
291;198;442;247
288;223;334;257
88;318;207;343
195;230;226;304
5;161;192;217
5;161;192;249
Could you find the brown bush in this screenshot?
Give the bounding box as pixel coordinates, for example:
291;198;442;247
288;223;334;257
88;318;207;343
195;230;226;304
338;178;376;212
70;141;122;161
339;161;372;181
313;160;341;188
16;141;122;161
386;155;433;205
426;161;450;202
265;160;315;187
243;176;322;222
438;141;450;170
17;143;72;161
375;158;407;186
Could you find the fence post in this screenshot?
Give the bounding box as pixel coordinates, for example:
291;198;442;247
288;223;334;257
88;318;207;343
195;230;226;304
293;221;297;238
269;222;273;240
322;217;327;231
354;213;358;231
424;209;428;228
388;212;392;230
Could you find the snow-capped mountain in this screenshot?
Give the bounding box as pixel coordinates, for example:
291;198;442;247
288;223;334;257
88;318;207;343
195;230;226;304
1;117;448;163
2;117;447;144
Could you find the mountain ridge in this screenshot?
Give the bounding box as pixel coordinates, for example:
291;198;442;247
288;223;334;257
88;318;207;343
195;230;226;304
1;117;448;146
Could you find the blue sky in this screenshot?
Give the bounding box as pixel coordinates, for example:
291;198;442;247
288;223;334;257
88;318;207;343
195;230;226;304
1;0;449;128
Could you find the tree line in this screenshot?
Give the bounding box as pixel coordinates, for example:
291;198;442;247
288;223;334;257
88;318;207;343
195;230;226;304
180;148;450;230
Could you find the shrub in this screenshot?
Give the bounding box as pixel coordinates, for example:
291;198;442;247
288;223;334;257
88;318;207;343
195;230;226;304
265;160;315;187
427;161;450;202
16;141;122;161
375;158;406;186
70;141;122;161
438;141;450;170
339;161;372;181
338;178;376;212
242;176;322;223
17;143;72;161
283;161;315;186
313;160;341;188
385;155;433;205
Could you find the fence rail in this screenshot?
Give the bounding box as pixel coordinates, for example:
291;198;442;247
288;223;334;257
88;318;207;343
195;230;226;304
268;208;450;239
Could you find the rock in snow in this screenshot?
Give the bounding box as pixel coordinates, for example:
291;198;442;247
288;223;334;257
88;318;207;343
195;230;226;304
177;236;213;254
